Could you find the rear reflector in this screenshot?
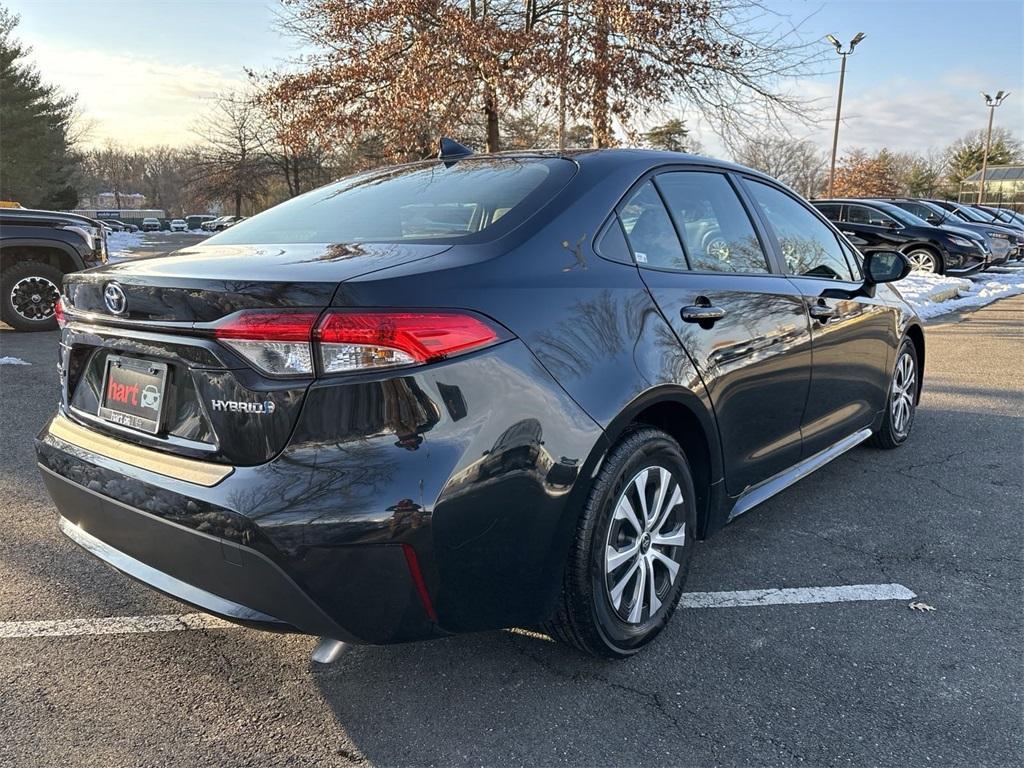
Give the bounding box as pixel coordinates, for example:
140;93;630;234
402;543;438;623
315;312;499;374
212;309;500;377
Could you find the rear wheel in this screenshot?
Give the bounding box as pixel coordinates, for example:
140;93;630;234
869;339;919;449
1;261;63;332
544;427;697;658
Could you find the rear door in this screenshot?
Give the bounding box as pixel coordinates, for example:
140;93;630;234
621;171;812;496
741;179;897;457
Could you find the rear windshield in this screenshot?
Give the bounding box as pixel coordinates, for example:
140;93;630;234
208;157;576;245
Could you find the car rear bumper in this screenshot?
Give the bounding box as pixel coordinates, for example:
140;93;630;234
36;417;445;644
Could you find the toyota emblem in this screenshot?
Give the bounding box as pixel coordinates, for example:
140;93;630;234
103;282;127;315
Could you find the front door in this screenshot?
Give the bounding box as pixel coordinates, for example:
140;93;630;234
841;203;908;254
618;172;812;496
741;180;898;457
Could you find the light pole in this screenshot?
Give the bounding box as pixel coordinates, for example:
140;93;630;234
826;32;865;196
977;90;1010;204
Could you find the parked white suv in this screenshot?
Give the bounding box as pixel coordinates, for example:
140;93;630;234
169;219;187;232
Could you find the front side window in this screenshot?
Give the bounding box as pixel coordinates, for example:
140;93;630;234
207;157;575;245
655;172;770;274
619;181;686;270
846;205;898;227
745;180;855;281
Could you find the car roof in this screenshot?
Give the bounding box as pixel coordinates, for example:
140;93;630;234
367;147;783;187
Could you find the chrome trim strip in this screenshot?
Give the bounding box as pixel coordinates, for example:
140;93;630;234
48;413;232;487
68;406;218;454
728;428;873;521
57;516;283;625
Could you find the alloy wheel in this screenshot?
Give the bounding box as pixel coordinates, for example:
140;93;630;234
9;276;59;322
906;250;938;273
890;351;916;437
604;466;687;625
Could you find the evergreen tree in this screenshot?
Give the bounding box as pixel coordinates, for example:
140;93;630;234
0;7;78;208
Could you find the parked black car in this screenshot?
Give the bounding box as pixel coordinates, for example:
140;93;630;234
103;218;139;233
37;147;923;659
140;217;162;232
971;204;1024;236
202;215;244;232
0;208;107;331
881;198;1015;266
926;200;1024;262
812;198;987;275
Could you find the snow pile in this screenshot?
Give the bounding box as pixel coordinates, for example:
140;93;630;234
106;231;144;262
896;263;1024;320
0;357;31;365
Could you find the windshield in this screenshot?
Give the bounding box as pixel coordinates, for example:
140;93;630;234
992;209;1022;224
873;201;930;227
209;157;576;246
951;205;987;223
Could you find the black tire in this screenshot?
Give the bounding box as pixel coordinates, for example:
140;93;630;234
544;427;697;658
1;260;63;332
869;338;919;449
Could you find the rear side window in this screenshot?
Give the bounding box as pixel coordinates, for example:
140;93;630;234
846;205;897;227
656;172;770;274
619;181;686;270
745;180;855;281
207;158;575;245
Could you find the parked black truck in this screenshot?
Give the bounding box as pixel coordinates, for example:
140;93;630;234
0;208;107;331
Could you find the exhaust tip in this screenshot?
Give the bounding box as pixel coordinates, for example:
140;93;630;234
311;637;349;664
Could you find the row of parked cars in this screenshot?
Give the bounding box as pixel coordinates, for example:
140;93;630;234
811;198;1024;276
134;215;243;233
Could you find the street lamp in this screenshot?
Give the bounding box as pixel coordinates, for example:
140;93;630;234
977;90;1010;204
826;32;866;196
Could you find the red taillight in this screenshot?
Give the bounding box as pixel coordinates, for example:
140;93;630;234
54;296;67;328
315;311;499;374
214;310;321;376
213;309;500;377
214;311;320;341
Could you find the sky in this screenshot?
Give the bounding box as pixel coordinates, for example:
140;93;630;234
6;0;1024;160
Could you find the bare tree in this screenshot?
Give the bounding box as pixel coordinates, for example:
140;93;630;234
191;93;273;217
734;136;826;197
81;142;145;208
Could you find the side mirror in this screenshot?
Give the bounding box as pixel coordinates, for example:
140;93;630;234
864;250;911;285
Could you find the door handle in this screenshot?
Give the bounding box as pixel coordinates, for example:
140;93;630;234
842;230;856;236
808;301;837;322
681;300;726;325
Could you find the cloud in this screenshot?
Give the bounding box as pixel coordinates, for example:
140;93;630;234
27;41;248;148
683;74;1024;161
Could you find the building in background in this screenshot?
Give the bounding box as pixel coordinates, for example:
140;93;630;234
959;165;1024;210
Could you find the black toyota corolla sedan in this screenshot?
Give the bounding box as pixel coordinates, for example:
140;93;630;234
36;146;923;659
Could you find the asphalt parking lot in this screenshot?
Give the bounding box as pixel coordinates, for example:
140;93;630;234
0;296;1021;768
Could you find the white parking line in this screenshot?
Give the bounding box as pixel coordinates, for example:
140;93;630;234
680;583;916;608
0;613;232;639
0;584;916;640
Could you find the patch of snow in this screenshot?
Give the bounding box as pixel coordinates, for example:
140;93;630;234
106;231;144;263
895;263;1024;320
0;356;31;365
